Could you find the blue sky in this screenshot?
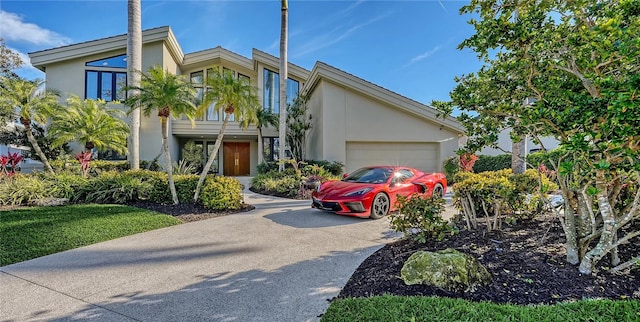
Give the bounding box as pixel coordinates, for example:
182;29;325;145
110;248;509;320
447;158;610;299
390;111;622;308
1;0;481;105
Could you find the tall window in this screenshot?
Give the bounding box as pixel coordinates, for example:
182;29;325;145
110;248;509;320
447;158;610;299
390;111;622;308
263;137;280;161
190;71;206;121
263;69;299;113
85;55;127;102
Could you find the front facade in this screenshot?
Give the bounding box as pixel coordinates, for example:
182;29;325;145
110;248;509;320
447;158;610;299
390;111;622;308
29;26;464;176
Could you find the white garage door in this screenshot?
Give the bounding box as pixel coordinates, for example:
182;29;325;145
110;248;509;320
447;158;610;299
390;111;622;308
345;142;439;173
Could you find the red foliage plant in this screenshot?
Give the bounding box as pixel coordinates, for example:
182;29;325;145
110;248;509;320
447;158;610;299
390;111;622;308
459;153;478;172
0;152;24;176
75;151;92;176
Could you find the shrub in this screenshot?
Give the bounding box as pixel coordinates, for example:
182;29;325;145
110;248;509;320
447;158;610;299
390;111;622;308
443;156;459;184
0;174;56;205
305;160;344;176
36;171;89;201
174;174;199;204
50;159;129;174
257;161;280;174
81;171;150;204
390;194;455;243
199;176;242;210
181;140;203;171
473;154;512;173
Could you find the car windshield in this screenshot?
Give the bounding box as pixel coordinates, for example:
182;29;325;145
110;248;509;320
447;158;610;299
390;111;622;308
343;167;393;184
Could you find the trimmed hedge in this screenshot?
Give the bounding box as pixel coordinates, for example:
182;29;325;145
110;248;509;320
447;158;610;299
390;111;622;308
257;160;344;176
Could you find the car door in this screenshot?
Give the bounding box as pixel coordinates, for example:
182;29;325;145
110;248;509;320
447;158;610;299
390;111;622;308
388;169;418;206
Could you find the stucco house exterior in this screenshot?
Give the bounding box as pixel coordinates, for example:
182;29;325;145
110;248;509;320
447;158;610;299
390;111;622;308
29;26;465;176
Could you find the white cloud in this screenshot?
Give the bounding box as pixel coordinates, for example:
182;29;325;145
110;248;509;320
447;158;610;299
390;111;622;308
0;11;71;46
404;45;443;67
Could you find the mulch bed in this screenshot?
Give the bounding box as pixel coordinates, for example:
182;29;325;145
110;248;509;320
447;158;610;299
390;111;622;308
127;201;255;223
338;216;640;305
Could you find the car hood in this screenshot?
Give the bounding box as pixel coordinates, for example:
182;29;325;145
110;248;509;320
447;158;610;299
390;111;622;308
319;180;379;196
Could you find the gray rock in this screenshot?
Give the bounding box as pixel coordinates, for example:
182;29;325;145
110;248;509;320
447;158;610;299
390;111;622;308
400;248;492;292
32;198;70;207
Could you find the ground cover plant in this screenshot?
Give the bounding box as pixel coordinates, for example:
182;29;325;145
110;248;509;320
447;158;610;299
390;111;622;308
0;204;181;266
250;160;343;198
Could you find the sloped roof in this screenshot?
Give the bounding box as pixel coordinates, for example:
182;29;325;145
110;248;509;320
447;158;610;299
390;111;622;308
304;62;464;133
29;26;183;71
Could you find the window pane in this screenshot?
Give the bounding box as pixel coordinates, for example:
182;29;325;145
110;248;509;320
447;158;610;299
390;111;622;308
207;102;219;121
115;73;127;101
223;67;234;77
101;72;113;101
206;142;219;173
263;69;279;114
86;54;127;68
86;71;98;99
191;71;203;84
287;78;299;105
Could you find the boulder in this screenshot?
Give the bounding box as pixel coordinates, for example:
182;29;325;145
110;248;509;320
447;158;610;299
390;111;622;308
32;198;70;207
400;248;492;292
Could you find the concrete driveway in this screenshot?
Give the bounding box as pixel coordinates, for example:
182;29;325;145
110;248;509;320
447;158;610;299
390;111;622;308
1;178;401;322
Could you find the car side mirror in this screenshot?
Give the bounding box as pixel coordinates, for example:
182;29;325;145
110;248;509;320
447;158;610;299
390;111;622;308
343;173;349;178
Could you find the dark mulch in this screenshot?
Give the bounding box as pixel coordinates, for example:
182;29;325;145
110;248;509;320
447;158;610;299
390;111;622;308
128;201;255;223
338;216;640;305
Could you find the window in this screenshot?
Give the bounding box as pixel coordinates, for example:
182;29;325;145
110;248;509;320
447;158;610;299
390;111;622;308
263;137;280;162
97;149;127;160
263;69;299;113
86;55;127;68
85;71;127;101
206;142;220;173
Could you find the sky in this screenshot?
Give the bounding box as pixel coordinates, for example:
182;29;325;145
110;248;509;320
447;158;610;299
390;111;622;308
0;0;482;106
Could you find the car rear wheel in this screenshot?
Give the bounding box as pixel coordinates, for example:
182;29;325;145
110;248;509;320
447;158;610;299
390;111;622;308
370;193;390;219
432;183;444;198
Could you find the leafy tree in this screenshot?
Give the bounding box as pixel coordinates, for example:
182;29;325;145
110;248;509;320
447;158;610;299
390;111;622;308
124;66;198;205
240;108;279;163
436;0;640;275
0;77;59;173
0;38;23;78
48;96;129;175
286;94;311;161
0;124;71;161
193;67;260;202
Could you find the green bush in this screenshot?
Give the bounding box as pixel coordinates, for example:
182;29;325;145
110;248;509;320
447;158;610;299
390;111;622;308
35;171;89;201
0;174;57;205
199;176;242;210
80;171;150;204
443;156;459;184
50;159;130;174
305;160;344;176
390;194;455;243
473;154;512;173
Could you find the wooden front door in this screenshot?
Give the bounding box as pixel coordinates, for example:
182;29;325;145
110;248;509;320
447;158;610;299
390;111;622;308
223;142;250;176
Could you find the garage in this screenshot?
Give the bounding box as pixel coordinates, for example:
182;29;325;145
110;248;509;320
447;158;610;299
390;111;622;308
345;142;439;174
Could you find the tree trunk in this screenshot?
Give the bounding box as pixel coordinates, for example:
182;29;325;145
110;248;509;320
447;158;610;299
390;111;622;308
257;127;264;164
579;171;615;274
161;117;178;205
511;134;526;174
278;0;288;171
127;0;142;170
193;112;231;202
23;121;54;173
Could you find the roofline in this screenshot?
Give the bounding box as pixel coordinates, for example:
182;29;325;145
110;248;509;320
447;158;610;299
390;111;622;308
28;26;183;71
251;48;311;81
183;46;253;70
303;62;465;133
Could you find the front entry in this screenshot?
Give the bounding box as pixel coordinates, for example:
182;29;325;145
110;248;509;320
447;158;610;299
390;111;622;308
223;142;250;176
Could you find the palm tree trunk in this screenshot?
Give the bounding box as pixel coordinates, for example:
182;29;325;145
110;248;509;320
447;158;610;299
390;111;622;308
161;117;178;204
278;0;288;171
127;0;142;170
257;127;264;164
511;133;526;174
193;112;231;202
23;122;54;173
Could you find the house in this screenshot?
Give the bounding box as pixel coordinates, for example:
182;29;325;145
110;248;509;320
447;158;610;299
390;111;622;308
29;26;465;176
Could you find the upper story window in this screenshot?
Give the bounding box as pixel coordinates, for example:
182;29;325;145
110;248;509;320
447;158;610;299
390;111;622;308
86;54;127;68
85;54;127;102
263;69;299;114
190;67;251;122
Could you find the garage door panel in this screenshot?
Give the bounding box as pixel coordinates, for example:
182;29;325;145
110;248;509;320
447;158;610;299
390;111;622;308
346;142;438;173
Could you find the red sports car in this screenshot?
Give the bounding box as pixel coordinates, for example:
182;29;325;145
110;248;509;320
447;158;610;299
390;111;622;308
311;166;447;219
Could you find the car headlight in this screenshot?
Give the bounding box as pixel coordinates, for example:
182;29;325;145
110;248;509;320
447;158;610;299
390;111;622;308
343;187;373;197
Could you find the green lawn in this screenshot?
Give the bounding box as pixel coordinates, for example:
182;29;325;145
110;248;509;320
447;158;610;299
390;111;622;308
0;204;182;266
321;295;640;322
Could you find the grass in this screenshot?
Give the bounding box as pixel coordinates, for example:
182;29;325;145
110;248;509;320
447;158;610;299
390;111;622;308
0;204;182;266
321;295;640;321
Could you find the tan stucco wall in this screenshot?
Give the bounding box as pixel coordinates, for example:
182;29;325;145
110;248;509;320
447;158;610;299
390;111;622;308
307;80;460;171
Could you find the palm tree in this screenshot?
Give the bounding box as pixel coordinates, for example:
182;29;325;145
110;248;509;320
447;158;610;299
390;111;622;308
0;76;58;173
278;0;289;171
193;68;260;202
124;66;198;205
127;0;142;170
48;95;129;158
239;108;279;163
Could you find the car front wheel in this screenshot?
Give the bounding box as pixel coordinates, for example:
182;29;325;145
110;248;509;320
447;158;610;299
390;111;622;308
370;192;390;219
